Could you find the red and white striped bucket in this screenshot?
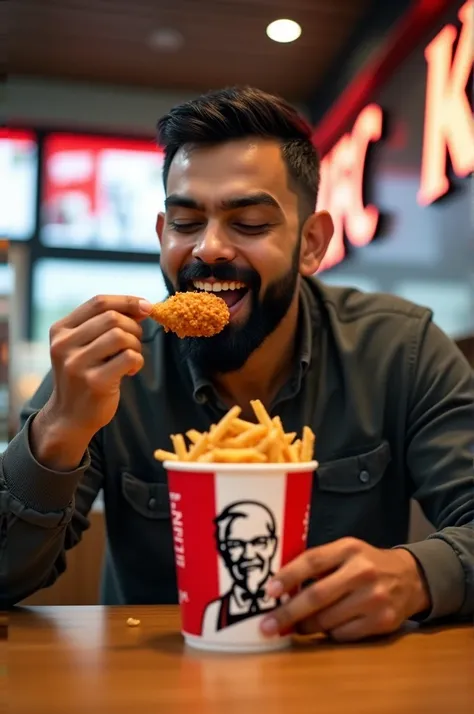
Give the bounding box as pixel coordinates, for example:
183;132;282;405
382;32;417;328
164;460;317;652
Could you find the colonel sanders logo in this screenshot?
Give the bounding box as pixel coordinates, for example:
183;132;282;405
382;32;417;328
201;501;281;635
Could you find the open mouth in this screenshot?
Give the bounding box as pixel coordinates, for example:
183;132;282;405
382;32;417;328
189;279;249;309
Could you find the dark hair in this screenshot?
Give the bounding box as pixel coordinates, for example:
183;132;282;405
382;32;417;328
157;86;320;214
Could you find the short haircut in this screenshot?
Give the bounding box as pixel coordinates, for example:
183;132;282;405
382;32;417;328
157;86;320;215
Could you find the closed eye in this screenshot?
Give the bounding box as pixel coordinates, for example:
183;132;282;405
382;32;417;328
168;221;271;236
168;221;203;233
233;223;270;235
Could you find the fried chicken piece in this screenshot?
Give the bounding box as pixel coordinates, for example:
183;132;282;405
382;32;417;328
150;291;230;338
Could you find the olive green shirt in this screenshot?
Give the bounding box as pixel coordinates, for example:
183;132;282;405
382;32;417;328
1;278;473;618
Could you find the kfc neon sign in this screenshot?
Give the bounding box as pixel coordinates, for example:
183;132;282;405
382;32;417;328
318;1;473;271
316;104;383;272
418;0;474;206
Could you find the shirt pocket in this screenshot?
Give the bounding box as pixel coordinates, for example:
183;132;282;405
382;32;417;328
308;441;392;546
121;471;171;521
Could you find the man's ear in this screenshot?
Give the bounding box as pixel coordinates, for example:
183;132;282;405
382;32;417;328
156;212;165;247
299;211;334;276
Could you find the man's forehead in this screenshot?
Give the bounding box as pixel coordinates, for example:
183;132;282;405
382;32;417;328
167;139;286;193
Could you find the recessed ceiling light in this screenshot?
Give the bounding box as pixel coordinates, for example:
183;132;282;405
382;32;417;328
148;29;184;52
266;19;302;44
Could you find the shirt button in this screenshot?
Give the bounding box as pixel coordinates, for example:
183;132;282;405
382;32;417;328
196;393;207;404
148;497;157;510
359;470;370;484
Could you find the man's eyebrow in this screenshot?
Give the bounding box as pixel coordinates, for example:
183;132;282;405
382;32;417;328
164;192;281;212
220;193;281;211
165;195;205;211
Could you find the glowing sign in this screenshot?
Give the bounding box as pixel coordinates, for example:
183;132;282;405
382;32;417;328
316;104;383;272
418;0;474;206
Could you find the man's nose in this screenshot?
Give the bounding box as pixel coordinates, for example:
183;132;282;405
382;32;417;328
192;223;236;264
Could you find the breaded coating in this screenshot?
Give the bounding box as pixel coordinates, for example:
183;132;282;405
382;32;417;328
150;291;230;338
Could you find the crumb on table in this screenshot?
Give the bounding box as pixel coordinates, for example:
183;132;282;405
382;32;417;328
126;617;141;627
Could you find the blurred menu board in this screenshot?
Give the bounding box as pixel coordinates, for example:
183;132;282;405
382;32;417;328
0;129;38;240
41;134;165;252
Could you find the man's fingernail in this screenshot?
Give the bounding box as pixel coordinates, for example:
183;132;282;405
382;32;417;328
266;580;284;598
261;617;279;636
139;299;153;314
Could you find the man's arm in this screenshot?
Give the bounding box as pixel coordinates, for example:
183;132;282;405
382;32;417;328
0;371;102;607
257;314;473;642
399;317;474;620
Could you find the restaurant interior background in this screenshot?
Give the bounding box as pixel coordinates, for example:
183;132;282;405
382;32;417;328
2;0;473;605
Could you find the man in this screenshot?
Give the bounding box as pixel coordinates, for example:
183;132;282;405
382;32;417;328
202;501;280;636
1;87;472;642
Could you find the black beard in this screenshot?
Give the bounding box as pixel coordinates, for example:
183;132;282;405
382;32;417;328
161;243;300;375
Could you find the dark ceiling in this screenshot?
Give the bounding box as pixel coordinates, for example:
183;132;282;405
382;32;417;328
8;0;375;101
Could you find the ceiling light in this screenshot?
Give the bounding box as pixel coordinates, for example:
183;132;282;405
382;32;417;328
266;19;302;44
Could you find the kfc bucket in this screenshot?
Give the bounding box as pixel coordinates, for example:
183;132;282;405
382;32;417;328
164;460;317;653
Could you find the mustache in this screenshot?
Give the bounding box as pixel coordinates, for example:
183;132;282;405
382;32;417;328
177;262;260;290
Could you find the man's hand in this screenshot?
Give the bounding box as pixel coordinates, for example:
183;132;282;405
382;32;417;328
261;538;431;642
30;294;152;471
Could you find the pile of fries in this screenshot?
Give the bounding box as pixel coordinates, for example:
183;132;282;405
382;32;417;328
154;400;315;464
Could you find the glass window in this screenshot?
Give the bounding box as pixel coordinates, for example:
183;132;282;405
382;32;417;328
393;280;474;339
0;262;14;297
32;259;168;343
0;262;10;447
0;130;38;241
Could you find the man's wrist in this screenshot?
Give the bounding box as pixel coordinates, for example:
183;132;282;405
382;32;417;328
30;406;92;472
395;548;432;618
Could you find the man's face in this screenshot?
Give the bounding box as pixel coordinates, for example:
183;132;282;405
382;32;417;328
158;139;306;374
222;514;277;594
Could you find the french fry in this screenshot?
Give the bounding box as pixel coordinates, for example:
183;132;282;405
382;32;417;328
268;418;288;462
274;421;295;462
272;415;285;436
211;448;267;463
209;406;242;444
198;451;215;462
256;429;277;456
171;434;187;461
300;426;315;462
289;439;301;462
187;432;210;461
229;418;257;434
250;399;273;429
186;429;202;444
286;442;299;463
153;402;317;464
154;449;178;461
225;424;268;448
272;415;283;428
215;439;237;448
268;432;282;463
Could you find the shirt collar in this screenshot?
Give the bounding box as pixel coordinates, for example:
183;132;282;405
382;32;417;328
188;279;317;407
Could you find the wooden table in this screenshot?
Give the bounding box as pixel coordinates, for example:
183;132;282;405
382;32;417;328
6;606;473;714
